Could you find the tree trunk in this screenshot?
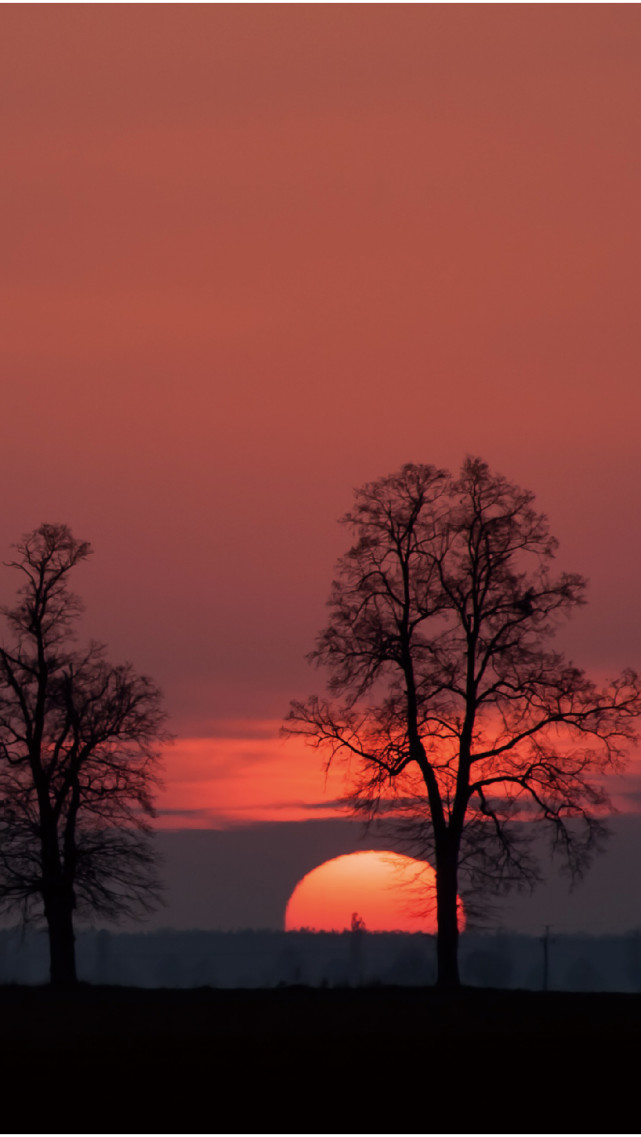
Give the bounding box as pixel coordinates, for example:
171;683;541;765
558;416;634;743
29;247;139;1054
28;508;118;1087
44;890;77;988
435;847;460;990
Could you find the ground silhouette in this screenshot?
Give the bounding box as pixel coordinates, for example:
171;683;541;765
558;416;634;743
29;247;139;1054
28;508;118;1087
0;984;638;1132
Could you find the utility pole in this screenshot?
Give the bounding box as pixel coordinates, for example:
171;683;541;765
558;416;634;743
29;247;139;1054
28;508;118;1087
542;924;551;992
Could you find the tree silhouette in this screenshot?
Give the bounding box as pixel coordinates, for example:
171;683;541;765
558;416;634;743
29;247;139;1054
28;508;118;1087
286;459;641;989
0;524;168;986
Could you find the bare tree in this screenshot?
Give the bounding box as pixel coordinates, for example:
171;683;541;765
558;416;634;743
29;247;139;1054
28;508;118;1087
0;524;168;986
286;459;641;989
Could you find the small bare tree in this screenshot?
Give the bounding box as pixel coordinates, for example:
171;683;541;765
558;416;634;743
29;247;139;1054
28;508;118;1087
0;524;168;986
286;459;641;989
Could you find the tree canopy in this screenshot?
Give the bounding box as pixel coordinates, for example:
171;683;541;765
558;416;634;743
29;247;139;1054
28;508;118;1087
0;523;168;985
286;458;641;988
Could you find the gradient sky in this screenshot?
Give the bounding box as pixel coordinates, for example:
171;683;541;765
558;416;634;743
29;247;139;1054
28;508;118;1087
3;5;641;863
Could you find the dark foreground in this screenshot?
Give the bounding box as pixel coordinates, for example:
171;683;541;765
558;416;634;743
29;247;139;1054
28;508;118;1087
1;984;637;1133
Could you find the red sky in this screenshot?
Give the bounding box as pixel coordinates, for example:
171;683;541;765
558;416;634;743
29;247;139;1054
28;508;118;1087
2;5;641;834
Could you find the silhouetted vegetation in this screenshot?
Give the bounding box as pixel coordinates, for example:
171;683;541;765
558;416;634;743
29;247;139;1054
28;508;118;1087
0;524;168;986
2;926;641;992
287;458;641;989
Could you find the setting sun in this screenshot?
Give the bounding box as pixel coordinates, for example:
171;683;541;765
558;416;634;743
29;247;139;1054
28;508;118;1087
285;850;465;933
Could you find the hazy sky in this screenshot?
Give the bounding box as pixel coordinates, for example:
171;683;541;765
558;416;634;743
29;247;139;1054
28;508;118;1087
3;5;641;854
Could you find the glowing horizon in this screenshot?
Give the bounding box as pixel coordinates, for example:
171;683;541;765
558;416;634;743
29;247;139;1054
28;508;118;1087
153;727;641;829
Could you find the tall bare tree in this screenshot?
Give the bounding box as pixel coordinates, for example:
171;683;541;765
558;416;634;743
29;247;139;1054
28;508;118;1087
286;459;641;989
0;524;168;986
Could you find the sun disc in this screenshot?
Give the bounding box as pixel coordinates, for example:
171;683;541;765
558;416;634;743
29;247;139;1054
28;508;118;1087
285;850;464;934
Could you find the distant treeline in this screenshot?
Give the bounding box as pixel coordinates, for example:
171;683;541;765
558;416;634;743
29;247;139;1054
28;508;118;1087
3;926;641;992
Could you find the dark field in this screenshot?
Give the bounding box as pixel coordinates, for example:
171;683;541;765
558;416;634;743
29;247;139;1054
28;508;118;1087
1;984;637;1133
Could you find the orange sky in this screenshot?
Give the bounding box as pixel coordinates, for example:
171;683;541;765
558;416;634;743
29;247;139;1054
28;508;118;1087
2;6;641;828
155;727;346;828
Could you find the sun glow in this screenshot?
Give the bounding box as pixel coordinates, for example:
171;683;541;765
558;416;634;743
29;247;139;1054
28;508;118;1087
285;850;465;933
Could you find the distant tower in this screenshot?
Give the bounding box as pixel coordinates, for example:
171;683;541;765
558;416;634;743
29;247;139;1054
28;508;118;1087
349;912;366;985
